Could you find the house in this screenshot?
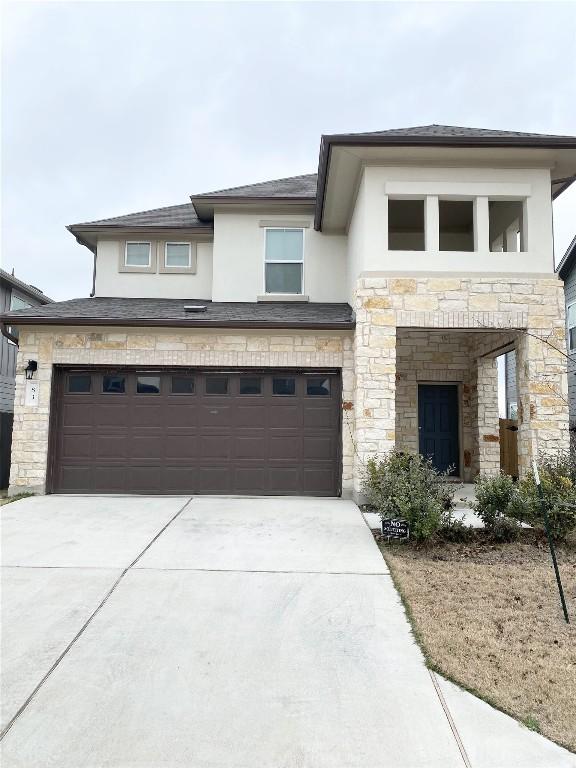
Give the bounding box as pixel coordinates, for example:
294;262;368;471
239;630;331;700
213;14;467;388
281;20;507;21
2;124;576;499
0;269;52;489
556;234;576;430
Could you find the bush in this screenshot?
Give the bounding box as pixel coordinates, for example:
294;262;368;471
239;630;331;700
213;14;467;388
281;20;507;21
508;455;576;541
363;451;454;542
473;473;518;529
438;517;476;542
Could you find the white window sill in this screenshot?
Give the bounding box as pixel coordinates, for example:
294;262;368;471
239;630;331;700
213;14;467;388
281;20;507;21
257;294;309;302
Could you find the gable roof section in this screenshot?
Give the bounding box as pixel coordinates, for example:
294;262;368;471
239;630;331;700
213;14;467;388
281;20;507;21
1;297;354;330
557;235;576;281
0;268;53;304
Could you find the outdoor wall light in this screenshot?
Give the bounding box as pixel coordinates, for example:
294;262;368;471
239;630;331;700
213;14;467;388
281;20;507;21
25;360;38;380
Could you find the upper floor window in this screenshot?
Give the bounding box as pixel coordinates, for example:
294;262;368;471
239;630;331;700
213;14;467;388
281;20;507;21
265;228;303;294
489;200;525;252
125;242;151;267
165;242;192;268
10;294;32;311
439;200;474;252
388;199;425;251
568;303;576;353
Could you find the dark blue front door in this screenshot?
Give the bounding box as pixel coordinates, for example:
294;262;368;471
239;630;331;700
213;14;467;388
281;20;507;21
418;384;459;475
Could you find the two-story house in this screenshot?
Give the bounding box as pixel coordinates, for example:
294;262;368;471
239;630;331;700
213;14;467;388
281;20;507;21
2;124;575;499
0;269;52;489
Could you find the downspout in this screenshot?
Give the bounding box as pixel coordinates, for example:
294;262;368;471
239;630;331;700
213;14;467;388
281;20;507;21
1;321;19;346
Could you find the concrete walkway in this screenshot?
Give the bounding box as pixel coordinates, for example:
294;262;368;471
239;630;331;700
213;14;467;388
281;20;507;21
1;495;573;767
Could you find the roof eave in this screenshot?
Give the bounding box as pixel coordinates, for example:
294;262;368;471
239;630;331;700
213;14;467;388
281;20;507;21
191;195;316;222
556;235;576;280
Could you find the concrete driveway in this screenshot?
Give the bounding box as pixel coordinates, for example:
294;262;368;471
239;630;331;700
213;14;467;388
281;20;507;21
1;496;574;768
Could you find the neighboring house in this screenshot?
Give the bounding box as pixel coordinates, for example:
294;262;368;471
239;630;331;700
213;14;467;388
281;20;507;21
2;124;576;499
0;269;52;489
556;235;576;429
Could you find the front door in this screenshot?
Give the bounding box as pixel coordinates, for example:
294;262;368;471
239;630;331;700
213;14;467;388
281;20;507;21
418;384;459;475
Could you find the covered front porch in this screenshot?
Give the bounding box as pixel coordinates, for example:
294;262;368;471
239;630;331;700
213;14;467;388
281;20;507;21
394;327;547;481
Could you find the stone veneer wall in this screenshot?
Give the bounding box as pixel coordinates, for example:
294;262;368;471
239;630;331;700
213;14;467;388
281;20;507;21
354;275;569;490
9;328;355;495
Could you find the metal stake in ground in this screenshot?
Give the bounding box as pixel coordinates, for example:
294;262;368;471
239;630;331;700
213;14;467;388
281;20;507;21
532;459;570;624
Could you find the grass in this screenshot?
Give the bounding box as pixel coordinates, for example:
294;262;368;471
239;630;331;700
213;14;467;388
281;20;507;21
378;531;576;753
0;492;34;506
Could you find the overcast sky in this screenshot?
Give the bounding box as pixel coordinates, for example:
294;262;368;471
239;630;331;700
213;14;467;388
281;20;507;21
2;1;575;301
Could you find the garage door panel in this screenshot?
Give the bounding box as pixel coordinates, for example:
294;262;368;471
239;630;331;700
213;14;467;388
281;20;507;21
200;435;232;459
60;434;92;460
164;404;198;427
303;435;335;460
96;404;131;428
164;434;198;459
92;466;127;492
131;404;165;428
131;435;166;460
61;403;93;428
234;434;267;460
268;405;302;428
94;435;128;459
51;369;341;495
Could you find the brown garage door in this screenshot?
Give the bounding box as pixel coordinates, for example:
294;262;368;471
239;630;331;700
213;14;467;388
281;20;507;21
49;368;341;496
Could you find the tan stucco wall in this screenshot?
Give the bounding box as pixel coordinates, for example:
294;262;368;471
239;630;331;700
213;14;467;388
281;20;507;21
9;327;354;495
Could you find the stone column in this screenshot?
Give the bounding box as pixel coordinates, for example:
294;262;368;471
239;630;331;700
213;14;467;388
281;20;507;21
516;327;569;475
353;278;397;498
473;354;500;475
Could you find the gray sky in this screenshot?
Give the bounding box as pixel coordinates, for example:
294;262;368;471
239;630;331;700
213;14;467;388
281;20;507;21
2;1;575;301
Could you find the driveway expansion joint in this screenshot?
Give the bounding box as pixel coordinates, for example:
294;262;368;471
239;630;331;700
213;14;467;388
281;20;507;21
429;670;472;768
0;495;195;741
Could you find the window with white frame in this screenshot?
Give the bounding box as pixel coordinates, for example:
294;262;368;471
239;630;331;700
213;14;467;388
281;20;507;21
568;303;576;352
264;228;303;294
125;242;151;267
165;242;191;268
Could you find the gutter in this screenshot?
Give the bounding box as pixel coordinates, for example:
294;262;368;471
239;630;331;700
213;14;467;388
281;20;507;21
1;322;19;346
0;316;355;331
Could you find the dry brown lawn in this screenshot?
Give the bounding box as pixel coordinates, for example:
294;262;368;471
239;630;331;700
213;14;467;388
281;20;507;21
379;533;576;753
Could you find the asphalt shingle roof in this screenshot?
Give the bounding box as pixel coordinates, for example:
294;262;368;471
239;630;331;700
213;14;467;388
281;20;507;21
1;297;354;329
0;268;53;304
192;173;317;199
70;203;207;229
333;124;576;140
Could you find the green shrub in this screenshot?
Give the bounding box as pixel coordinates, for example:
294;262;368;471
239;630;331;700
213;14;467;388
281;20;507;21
363;451;454;542
473;473;518;529
490;516;520;542
508;457;576;541
438;517;476;542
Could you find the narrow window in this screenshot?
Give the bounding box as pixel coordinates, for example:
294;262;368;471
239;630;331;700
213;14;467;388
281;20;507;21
68;374;91;393
102;375;126;394
136;376;160;394
125;242;151;267
239;377;262;395
171;376;195;394
388;200;425;251
439;201;474;252
273;377;296;396
568;304;576;352
165;243;191;268
307;377;330;396
489;200;525;252
265;228;303;294
206;376;228;395
8;294;32;342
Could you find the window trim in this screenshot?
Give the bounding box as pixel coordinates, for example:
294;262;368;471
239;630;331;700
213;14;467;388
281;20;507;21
159;241;198;274
263;227;304;296
119;241;156;273
567;301;576;353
